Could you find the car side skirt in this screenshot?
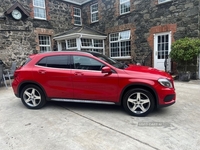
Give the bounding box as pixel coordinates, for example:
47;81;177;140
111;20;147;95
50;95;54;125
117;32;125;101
51;98;116;105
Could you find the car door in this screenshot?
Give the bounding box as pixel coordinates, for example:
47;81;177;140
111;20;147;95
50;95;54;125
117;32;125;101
33;55;73;99
71;55;120;102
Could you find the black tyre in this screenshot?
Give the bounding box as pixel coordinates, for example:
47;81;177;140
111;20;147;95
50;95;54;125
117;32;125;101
123;88;155;117
20;84;46;109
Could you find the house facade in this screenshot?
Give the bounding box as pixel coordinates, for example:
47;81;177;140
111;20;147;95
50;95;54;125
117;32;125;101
0;0;200;78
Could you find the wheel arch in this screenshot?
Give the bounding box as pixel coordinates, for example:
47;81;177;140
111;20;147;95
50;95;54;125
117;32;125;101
17;81;49;100
119;83;158;107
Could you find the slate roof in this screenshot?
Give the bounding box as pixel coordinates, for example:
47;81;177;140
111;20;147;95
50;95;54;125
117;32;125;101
54;26;106;38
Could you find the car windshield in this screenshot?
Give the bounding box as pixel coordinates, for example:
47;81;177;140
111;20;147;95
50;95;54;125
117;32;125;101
90;52;128;69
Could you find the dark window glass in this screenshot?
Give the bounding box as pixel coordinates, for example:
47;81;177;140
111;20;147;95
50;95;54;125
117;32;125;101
37;57;47;67
73;56;104;71
37;56;71;69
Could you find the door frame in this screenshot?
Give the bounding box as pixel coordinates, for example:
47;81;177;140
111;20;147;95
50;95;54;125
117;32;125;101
153;31;172;71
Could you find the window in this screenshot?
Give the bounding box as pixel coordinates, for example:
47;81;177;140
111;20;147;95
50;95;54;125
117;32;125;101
33;0;46;19
73;56;104;71
109;30;131;58
91;3;98;23
81;38;104;54
39;35;51;53
120;0;130;15
67;39;77;48
74;7;82;25
158;0;171;4
157;34;169;59
37;56;71;69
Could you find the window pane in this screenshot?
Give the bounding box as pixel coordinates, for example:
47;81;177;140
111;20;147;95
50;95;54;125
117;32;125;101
74;8;81;16
92;13;98;22
110;33;119;41
67;39;77;48
34;7;46;18
81;39;92;47
120;0;130;3
33;0;45;7
121;41;131;56
74;16;81;25
91;3;98;12
120;30;130;39
46;56;71;69
94;39;103;47
157;34;169;59
120;1;130;14
110;43;120;57
39;35;51;53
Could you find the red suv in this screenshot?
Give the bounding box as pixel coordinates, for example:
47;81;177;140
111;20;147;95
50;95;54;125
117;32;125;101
12;51;176;116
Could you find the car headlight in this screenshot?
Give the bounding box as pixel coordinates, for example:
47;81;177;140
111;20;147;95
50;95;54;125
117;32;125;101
158;78;173;88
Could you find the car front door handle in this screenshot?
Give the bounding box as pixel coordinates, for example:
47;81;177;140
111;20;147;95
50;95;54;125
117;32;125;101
74;72;83;76
38;70;46;74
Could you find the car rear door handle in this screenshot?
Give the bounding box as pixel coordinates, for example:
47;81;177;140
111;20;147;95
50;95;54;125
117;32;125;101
38;70;46;74
74;72;83;76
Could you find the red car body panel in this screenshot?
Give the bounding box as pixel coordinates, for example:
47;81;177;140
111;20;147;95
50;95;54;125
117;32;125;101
12;51;176;109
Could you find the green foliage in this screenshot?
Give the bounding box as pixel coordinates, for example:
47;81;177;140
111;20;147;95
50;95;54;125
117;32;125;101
170;37;200;71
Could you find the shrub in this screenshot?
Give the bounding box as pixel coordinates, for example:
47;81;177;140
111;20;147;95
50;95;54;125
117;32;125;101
170;37;200;72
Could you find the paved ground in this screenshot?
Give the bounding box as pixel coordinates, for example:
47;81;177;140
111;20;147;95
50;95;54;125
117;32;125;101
0;81;200;150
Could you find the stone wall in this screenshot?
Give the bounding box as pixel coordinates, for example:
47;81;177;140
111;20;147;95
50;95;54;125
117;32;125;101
82;0;200;64
0;0;75;68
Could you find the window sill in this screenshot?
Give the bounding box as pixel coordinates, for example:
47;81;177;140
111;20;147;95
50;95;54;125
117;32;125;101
34;17;47;20
157;1;172;6
91;21;99;24
111;56;131;60
74;24;82;26
120;11;130;16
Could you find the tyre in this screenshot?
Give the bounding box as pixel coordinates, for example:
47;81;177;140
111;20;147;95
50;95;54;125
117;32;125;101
20;84;46;109
123;88;155;117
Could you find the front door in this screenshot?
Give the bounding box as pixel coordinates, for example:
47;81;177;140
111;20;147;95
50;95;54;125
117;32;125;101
154;32;171;71
71;55;119;102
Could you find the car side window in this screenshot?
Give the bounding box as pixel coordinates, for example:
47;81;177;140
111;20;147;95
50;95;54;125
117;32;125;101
73;56;104;71
37;55;71;69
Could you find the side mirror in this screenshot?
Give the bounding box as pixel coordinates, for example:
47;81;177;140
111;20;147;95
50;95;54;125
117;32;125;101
101;66;112;74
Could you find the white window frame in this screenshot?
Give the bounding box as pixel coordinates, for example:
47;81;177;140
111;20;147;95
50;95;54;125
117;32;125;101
91;3;98;23
73;7;82;26
109;30;131;59
33;0;46;20
39;35;51;53
120;0;130;15
66;39;77;49
158;0;171;4
81;38;104;54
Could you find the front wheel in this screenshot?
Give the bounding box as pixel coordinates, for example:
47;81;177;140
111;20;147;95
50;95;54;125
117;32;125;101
123;88;155;117
20;84;46;109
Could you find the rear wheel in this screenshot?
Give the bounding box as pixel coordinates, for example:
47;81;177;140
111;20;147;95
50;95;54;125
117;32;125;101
20;84;46;109
123;88;155;117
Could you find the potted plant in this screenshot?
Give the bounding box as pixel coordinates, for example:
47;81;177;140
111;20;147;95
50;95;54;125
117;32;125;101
169;37;200;81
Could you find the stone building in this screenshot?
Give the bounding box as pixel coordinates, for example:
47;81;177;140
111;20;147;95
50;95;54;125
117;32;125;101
0;0;200;78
